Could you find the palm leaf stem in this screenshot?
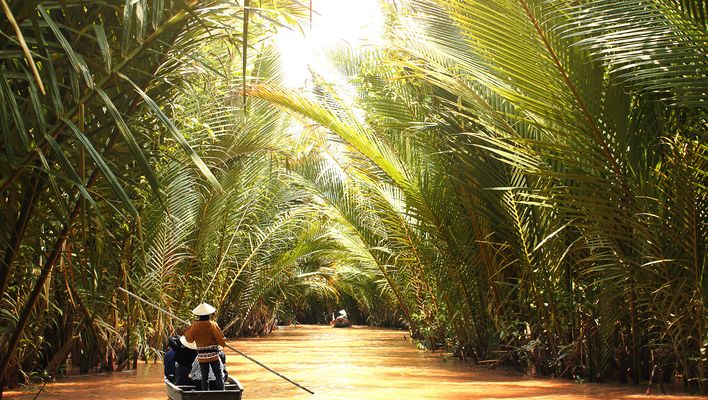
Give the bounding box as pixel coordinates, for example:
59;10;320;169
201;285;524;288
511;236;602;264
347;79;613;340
459;187;502;315
0;0;44;94
0;170;44;298
516;0;625;189
61;249;109;371
243;0;250;111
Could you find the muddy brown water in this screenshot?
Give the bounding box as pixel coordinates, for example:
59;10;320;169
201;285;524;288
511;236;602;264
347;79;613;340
5;325;702;399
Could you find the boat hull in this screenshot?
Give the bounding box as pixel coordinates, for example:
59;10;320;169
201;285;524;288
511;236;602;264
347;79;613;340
165;376;244;400
330;318;351;328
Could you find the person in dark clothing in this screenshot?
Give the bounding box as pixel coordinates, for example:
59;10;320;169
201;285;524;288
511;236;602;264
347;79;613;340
164;346;176;382
184;302;227;391
168;335;198;385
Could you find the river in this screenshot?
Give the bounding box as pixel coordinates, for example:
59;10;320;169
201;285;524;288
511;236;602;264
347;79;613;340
4;325;702;399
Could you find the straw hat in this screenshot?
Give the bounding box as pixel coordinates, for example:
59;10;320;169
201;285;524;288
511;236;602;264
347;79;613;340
192;302;216;316
179;335;197;350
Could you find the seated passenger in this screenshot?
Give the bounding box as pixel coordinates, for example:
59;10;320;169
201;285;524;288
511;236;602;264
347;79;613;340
163;342;177;383
168;335;198;386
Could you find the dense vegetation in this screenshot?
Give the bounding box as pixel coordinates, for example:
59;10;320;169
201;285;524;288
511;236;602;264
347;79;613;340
0;0;705;394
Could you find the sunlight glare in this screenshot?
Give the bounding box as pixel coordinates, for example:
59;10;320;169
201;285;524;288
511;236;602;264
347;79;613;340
276;0;384;89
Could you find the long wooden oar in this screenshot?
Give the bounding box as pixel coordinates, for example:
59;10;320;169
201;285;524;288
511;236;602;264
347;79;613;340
118;287;314;395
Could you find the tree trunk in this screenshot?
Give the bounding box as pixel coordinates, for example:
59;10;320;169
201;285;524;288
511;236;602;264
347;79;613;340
46;335;80;377
0;172;44;298
0;213;75;383
0;125;122;383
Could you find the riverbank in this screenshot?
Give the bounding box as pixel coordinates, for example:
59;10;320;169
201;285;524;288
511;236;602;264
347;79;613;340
5;325;703;399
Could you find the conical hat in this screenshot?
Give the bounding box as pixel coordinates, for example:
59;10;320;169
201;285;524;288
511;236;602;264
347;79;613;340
192;302;216;316
179;335;197;350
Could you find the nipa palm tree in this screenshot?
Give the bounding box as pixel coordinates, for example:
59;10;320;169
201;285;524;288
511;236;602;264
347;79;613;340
251;0;706;389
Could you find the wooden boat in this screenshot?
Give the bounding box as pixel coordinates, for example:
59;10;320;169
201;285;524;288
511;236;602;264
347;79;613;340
330;317;351;328
165;376;244;400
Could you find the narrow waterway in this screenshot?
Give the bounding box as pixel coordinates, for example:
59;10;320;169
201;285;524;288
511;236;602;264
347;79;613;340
5;325;702;399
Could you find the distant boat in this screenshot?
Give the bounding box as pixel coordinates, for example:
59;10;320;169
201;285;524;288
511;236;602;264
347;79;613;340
165;376;244;400
330;316;352;328
330;310;352;328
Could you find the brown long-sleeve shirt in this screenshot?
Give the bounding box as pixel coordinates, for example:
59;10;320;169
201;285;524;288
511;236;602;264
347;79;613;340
184;320;227;363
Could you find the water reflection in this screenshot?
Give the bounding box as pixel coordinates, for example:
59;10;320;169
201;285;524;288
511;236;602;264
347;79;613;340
5;325;702;399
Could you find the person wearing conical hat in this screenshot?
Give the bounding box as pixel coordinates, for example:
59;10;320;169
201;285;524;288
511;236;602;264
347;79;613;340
184;302;227;391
